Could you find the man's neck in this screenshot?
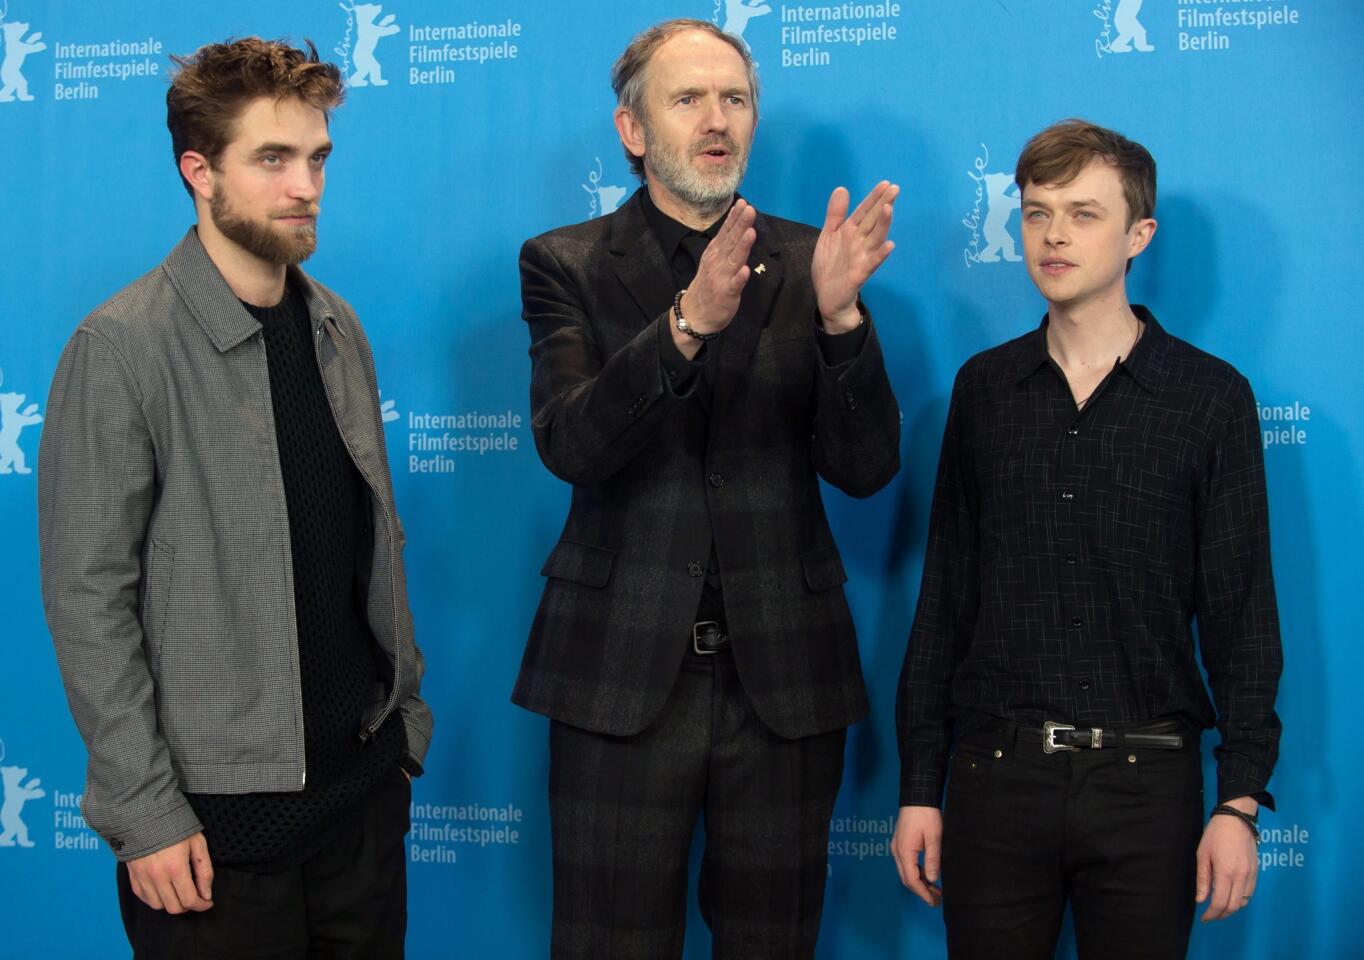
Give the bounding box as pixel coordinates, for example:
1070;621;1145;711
195;218;288;308
645;178;730;232
1045;290;1142;373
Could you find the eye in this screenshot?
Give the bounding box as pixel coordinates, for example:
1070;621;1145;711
726;95;746;106
1026;210;1047;221
311;153;329;167
1076;211;1096;220
678;95;695;105
261;154;281;167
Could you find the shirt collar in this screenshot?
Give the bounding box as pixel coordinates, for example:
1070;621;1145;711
639;185;728;261
1010;304;1169;395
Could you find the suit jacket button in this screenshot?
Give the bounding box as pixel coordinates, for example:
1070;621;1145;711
708;472;724;488
687;561;704;577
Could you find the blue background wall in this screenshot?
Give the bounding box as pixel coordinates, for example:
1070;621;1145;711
1;1;1357;956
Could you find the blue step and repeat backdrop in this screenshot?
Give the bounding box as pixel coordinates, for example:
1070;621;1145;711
2;1;1359;957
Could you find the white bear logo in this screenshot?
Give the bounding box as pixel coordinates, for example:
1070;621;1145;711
978;172;1022;263
1108;0;1155;53
0;369;43;475
718;0;772;41
583;158;626;219
342;2;400;87
0;740;47;849
0;19;48;103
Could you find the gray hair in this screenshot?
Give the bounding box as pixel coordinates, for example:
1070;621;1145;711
611;18;760;179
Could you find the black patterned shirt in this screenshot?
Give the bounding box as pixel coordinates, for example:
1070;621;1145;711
896;307;1282;809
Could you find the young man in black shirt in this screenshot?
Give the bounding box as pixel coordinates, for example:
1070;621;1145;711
892;120;1281;959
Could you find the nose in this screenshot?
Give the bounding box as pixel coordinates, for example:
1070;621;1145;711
287;162;320;202
700;95;728;135
1045;218;1068;248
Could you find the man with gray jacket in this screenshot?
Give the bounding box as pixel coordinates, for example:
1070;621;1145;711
37;37;431;958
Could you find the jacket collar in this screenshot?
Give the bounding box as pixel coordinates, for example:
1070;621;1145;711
160;227;338;353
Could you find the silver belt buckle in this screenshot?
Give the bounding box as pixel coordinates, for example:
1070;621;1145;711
1043;721;1080;754
692;621;721;655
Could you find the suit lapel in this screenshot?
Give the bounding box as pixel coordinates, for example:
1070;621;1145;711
708;213;785;439
608;189;676;325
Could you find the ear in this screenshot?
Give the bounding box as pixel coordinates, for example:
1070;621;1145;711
1127;216;1157;260
179;150;215;204
614;105;647;164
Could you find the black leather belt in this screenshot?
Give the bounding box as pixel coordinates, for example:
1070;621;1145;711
691;620;730;655
979;717;1188;753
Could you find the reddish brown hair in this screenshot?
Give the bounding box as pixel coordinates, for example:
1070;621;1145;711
166;37;344;196
1014;119;1156;227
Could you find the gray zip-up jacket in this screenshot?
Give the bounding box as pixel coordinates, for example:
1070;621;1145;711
38;228;433;862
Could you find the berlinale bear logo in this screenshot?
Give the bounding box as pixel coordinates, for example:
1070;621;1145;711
0;368;44;475
718;0;772;47
1095;0;1155;59
583;158;626;219
962;146;1023;268
337;1;400;88
0;740;47;849
0;16;48;103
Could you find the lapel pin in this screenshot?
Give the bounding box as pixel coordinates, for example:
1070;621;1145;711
754;263;767;275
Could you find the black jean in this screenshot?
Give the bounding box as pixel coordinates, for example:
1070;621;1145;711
941;721;1203;960
117;765;411;959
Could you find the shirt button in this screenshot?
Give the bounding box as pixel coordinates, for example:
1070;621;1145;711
1060;491;1075;502
1071;617;1083;627
687;561;705;578
1066;427;1079;437
1065;554;1078;565
708;472;725;488
1078;679;1091;691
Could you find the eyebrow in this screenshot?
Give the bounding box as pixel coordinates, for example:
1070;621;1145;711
1022;197;1108;211
665;85;750;99
251;141;333;157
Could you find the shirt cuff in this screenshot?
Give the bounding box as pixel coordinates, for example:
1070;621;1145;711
658;312;705;391
815;307;869;367
1218;780;1275;812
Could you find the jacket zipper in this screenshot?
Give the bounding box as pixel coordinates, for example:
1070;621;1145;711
313;318;403;743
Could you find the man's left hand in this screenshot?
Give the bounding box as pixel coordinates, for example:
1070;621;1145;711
1196;795;1259;921
811;181;899;333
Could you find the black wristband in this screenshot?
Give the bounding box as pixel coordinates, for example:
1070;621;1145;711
673;288;721;342
1211;803;1260;843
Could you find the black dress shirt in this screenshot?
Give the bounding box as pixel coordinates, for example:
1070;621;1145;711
639;188;868;625
896;307;1282;809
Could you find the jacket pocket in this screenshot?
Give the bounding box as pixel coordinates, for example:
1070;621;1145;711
540;539;615;588
141;539;175;668
801;545;848;592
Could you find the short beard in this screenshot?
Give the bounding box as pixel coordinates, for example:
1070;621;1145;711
642;120;748;221
209;186;318;266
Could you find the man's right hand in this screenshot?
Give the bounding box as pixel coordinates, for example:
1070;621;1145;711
673;199;758;357
126;832;214;914
891;805;943;907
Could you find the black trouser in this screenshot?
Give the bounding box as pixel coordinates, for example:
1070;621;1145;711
941;721;1203;960
118;766;410;959
548;646;847;960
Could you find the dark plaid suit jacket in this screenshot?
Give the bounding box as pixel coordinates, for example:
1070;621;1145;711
512;189;900;740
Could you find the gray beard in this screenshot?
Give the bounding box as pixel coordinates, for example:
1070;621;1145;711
643;127;748;221
210;187;317;266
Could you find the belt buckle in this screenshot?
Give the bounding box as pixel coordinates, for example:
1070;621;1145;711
1043;721;1080;754
692;621;721;656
